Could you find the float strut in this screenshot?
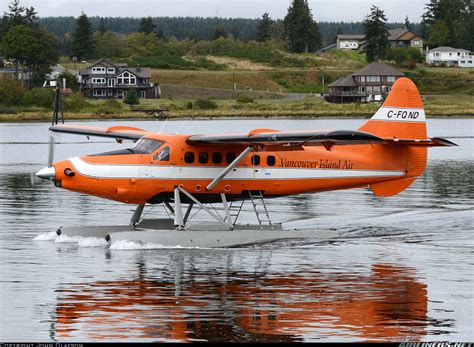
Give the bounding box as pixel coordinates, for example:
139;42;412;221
130;204;145;228
174;187;184;230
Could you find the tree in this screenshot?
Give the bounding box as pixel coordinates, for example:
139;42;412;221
138;17;156;34
123;88;139;105
213;26;228;40
98;17;106;35
362;5;389;62
428;20;449;47
71;12;96;60
0;0;38;39
284;0;321;53
404;16;412;31
0;25;58;85
422;0;472;50
256;12;273;42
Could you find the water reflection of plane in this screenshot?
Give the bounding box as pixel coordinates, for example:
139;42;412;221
52;253;428;342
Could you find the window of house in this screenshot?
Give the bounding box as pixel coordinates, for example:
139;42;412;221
360;76;365;82
139;91;146;98
158;146;170;161
251;155;260;166
107;68;115;74
92;66;106;74
387;76;396;82
198;152;208;164
184;152;194;163
92;78;106;84
413;40;420;46
267;155;276;166
92;90;106;96
212;152;222;164
226;152;236;164
366;86;373;93
373;86;381;93
107;90;113;96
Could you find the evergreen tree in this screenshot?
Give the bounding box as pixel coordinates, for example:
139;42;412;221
422;0;472;50
138;17;156;34
71;12;95;60
404;16;412;31
256;12;273;42
123;88;139;105
362;5;389;62
284;0;321;53
0;0;38;38
98;17;106;35
213;26;228;40
428;20;449;46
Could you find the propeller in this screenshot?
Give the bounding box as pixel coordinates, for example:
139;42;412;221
32;87;62;185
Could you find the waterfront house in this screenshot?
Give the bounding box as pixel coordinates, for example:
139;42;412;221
425;47;473;68
78;59;160;99
326;62;404;103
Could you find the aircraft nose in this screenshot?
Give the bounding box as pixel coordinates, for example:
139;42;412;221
35;166;56;180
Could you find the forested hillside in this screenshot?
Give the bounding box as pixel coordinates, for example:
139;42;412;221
39;16;417;49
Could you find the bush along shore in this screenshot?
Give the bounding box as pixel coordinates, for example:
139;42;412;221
0;92;473;122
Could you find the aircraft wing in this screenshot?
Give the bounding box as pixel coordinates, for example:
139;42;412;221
187;129;385;150
49;124;146;141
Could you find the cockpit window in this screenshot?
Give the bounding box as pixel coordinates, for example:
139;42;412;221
157;146;170;161
132;138;163;154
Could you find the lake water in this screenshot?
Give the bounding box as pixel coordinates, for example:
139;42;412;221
0;118;472;342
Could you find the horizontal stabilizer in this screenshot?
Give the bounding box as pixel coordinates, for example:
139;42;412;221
370;177;416;197
383;137;458;147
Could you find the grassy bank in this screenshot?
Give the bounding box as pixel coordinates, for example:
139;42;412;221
1;94;472;122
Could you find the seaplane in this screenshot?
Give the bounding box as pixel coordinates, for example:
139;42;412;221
36;77;456;247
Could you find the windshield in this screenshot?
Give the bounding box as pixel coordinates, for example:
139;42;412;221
132;138;164;154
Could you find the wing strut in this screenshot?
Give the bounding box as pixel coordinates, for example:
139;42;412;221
206;146;254;191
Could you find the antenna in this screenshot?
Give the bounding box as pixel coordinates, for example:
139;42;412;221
158;118;168;134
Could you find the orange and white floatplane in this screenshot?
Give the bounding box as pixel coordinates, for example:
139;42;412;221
36;78;456;247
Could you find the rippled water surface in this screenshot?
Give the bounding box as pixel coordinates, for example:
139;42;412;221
0;118;472;342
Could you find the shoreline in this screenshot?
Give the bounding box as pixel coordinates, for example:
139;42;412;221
1;112;473;123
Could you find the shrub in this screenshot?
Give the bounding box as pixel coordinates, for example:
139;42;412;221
63;93;91;112
186;101;193;109
123;88;140;105
0;79;24;106
236;95;254;103
194;99;218;109
27;88;55;108
96;99;124;114
57;71;79;91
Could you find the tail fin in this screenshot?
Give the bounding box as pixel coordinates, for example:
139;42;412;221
360;77;427;197
359;77;427;140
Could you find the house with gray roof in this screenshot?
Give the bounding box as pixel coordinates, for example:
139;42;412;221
326;62;404;103
336;27;423;52
78;59;160;99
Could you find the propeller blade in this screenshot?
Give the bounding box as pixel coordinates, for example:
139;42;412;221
47;132;55;167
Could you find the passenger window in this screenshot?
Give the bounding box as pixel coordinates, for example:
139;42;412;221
251;155;260;165
226;152;236;164
158;146;170;161
184;152;194;163
212;152;222;164
267;155;276;166
199;152;209;164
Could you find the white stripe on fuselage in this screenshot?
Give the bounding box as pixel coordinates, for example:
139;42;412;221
69;157;405;180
